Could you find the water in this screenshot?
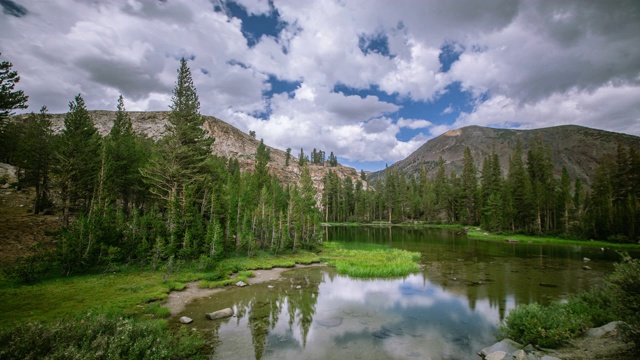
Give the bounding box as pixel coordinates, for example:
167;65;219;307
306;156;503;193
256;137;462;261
176;226;629;359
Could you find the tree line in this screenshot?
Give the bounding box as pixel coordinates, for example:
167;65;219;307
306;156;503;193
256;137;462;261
322;140;640;243
0;56;321;276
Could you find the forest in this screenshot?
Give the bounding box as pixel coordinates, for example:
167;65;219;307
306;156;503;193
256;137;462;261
1;57;321;278
322;141;640;243
1;53;640;282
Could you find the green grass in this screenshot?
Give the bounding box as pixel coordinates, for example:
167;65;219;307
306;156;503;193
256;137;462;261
320;241;421;278
0;251;322;328
466;229;640;249
0;313;206;360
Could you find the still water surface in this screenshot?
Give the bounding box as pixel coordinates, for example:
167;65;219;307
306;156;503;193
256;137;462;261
177;227;627;359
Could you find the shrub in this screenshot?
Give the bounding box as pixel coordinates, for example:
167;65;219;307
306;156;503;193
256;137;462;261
608;257;640;347
3;243;55;283
498;302;588;348
0;313;206;359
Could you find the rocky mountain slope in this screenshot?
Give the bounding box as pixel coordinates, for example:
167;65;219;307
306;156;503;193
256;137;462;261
369;125;640;186
18;110;362;194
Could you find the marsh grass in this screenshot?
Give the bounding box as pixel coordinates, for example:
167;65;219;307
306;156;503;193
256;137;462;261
466;229;640;249
320;242;421;278
0;250;323;328
0;313;206;360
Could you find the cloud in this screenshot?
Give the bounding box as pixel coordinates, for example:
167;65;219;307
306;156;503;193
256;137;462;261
397;118;432;130
1;0;639;170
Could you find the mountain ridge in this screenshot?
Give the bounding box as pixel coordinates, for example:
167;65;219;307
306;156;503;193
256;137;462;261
13;110;364;195
370;124;640;186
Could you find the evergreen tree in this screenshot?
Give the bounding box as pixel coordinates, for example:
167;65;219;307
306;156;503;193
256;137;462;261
54;94;101;226
105;95;148;214
460;147;478;225
16;106;53;213
285;148;291;166
141;58;213;251
0;53;28;121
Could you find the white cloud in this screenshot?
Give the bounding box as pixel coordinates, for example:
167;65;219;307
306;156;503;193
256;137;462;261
397;118;432;130
2;0;639;170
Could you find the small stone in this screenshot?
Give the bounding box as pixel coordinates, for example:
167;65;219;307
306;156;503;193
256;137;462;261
206;308;234;320
235;281;247;287
583;257;591;262
582;265;591;270
267;285;274;289
179;316;193;324
296;285;302;289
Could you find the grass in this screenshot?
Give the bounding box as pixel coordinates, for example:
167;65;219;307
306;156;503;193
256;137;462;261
0;251;322;328
466;229;640;249
320;241;421;278
0;313;207;360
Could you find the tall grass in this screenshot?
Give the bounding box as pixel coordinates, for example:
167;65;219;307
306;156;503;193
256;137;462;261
0;313;206;360
321;242;421;278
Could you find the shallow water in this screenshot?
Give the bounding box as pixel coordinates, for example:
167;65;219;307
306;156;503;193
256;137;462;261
176;227;630;359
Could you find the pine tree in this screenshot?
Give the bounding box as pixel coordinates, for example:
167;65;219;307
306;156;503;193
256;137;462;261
105;95;148;214
54;94;101;226
17;106;53;213
141;58;213;252
460;147;478;225
0;53;28;121
285;148;291;166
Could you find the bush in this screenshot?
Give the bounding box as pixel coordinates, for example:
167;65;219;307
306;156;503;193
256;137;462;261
0;313;206;360
498;302;588;348
3;243;55;283
608;257;640;347
500;256;640;349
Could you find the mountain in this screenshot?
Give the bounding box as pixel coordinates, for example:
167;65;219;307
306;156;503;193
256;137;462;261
14;110;362;193
369;125;640;187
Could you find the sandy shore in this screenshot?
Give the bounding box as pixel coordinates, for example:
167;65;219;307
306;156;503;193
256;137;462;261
165;263;326;315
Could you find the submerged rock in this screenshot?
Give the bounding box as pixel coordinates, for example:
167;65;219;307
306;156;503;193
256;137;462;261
316;316;343;328
206;308;234;320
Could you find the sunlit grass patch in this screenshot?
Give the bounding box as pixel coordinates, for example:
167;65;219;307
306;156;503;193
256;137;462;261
466;229;640;249
321;242;421;278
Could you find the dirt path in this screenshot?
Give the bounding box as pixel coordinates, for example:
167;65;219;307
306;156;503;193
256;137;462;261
164;263;326;315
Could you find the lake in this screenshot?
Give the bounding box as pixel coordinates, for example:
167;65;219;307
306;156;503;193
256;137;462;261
175;226;626;359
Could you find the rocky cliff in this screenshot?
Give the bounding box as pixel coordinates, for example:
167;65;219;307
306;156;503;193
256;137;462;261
16;110;363;195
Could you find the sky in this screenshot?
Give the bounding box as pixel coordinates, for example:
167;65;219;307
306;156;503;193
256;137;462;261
1;0;639;172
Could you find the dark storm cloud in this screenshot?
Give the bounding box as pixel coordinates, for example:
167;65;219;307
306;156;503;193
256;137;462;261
75;56;171;101
0;0;27;17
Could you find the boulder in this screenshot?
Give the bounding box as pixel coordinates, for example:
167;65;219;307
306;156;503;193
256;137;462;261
485;351;507;360
179;316;193;324
584;321;623;339
206;307;234;320
512;349;528;360
478;339;522;358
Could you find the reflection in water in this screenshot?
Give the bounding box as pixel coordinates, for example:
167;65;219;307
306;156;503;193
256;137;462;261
176;227;630;359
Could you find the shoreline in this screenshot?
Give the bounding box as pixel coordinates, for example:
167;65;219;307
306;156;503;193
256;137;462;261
164;263;326;315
